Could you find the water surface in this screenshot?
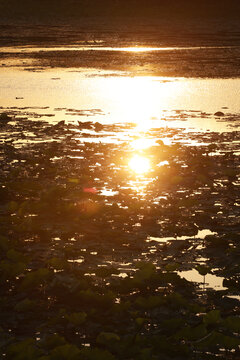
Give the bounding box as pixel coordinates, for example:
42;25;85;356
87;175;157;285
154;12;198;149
0;67;239;132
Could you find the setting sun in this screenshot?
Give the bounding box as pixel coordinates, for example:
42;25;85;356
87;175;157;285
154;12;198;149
129;154;151;174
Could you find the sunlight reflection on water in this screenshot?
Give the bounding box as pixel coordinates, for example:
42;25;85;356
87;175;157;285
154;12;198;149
0;45;236;53
179;269;227;291
0;68;239;132
129;154;151;174
131;138;155;150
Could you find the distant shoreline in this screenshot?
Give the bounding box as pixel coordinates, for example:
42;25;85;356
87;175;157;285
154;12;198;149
1;0;240;25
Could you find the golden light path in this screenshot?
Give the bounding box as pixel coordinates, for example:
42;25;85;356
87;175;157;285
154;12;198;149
99;76;183;131
0;46;227;53
1;68;239;133
129;154;151;174
131;138;155;150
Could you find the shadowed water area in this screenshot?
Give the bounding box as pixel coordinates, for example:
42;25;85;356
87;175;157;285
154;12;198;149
0;22;240;360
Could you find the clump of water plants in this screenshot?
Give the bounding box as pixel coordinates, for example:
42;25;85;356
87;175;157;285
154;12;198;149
0;114;240;359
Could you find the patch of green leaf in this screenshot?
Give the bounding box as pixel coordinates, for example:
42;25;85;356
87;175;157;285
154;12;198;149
0;260;26;279
203;310;221;326
14;298;37;312
0;235;9;252
135;295;165;309
21;268;51;289
224;316;240;332
175;323;207;341
50;344;81;360
196;265;211;276
6;339;42;360
196;331;240;350
79;347;116;360
41;334;67;351
96;332;120;346
66;312;87;327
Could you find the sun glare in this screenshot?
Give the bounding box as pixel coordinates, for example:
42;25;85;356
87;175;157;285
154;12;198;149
129;155;151;174
131;138;154;150
121;47;158;52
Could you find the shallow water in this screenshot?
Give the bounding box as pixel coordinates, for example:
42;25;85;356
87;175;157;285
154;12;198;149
179;269;227;290
0;67;240;132
1;45;237;53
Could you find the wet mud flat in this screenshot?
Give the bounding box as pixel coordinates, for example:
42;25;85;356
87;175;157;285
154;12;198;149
1;22;240;48
0;110;240;359
1;23;240;77
1;45;240;78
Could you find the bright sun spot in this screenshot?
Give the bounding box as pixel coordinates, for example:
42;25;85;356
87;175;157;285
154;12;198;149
131;138;154;150
129;155;151;174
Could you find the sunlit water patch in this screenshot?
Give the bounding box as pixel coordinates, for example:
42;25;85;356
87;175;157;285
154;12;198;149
147;229;217;243
1;45;238;53
129;155;151;174
179;269;227;291
0;68;240;132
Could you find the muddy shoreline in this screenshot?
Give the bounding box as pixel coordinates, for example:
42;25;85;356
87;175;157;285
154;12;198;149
1;23;240;78
1;22;240;359
0;107;240;358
